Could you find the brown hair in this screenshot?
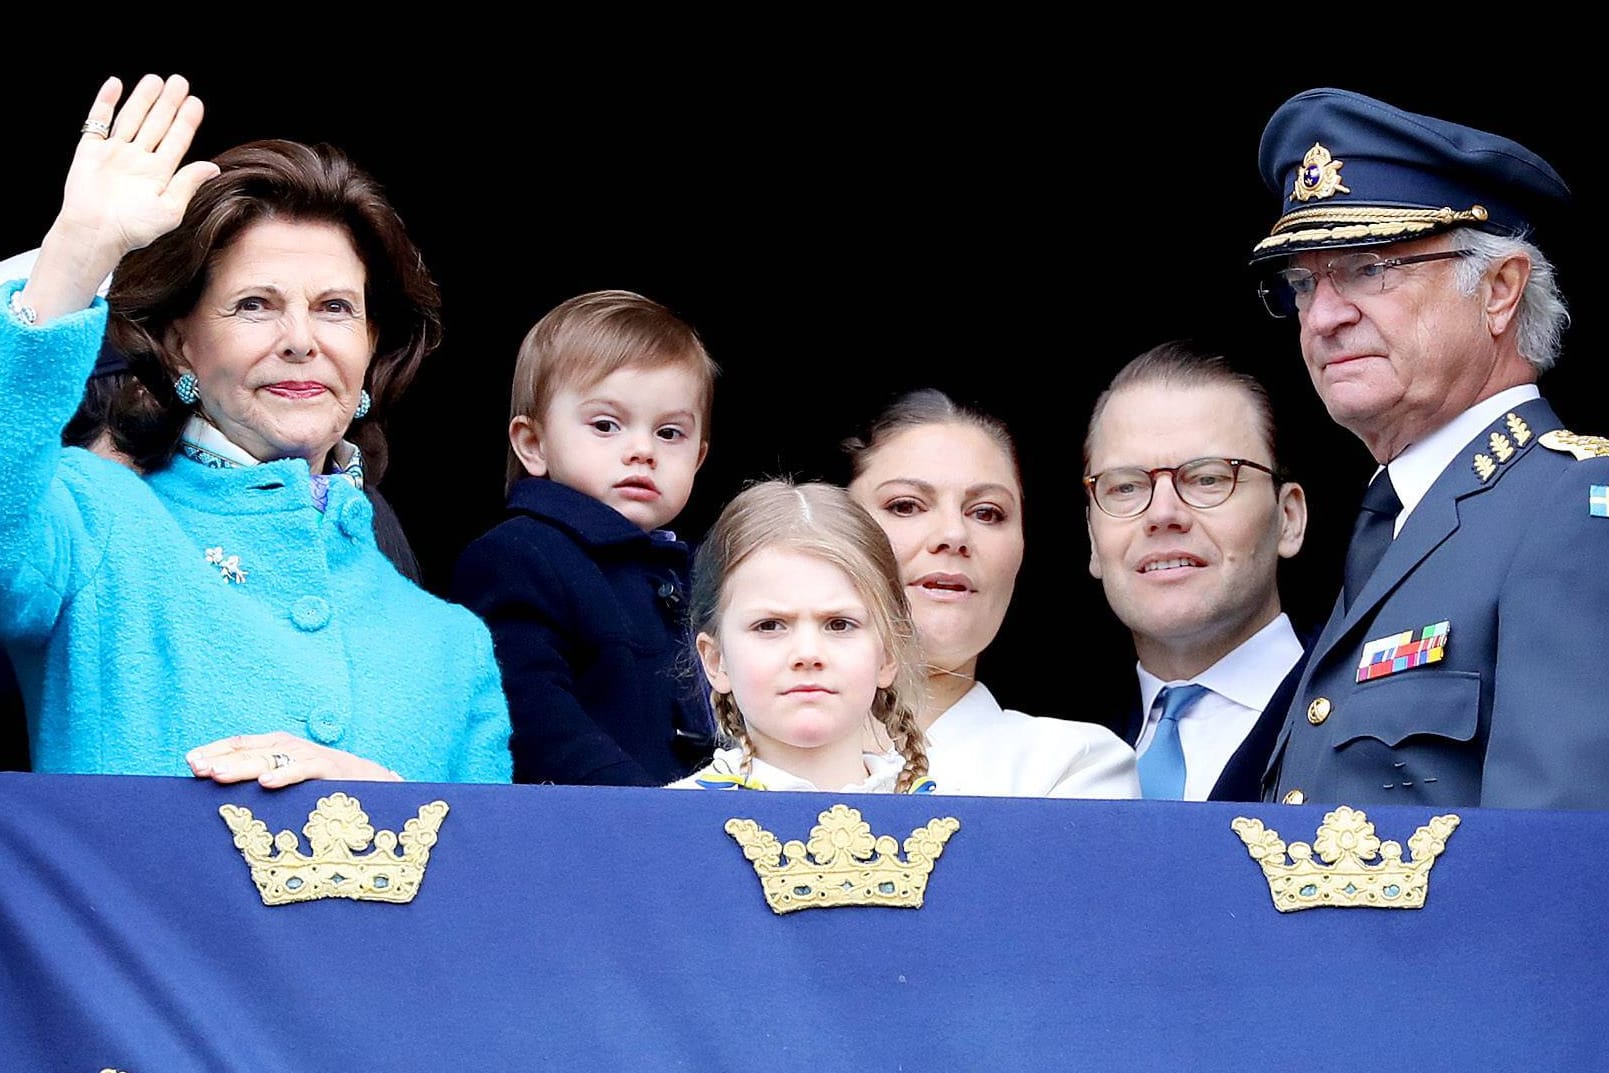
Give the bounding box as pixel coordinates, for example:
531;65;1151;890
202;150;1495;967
1083;341;1282;473
841;387;1022;497
689;479;929;792
104;139;442;481
505;289;718;494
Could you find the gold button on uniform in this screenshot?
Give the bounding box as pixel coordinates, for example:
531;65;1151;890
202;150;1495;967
1282;789;1306;805
1306;697;1331;725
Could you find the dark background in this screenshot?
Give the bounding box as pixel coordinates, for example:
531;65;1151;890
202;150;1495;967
3;55;1596;732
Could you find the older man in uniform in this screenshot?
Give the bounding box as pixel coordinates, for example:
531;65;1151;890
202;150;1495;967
1251;87;1609;809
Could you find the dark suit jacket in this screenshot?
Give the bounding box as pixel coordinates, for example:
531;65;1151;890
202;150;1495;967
366;486;421;585
1122;644;1309;802
452;478;712;787
1266;398;1609;809
0;654;23;772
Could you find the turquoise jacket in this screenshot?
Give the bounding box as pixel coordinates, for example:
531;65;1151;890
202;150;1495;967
0;280;511;781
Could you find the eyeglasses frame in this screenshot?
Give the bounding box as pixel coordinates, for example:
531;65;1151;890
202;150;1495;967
1082;457;1282;519
1257;248;1476;319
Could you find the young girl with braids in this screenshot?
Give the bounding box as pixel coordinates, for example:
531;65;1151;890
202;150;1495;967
668;479;934;793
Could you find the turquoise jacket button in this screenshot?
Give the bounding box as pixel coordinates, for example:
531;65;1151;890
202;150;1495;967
338;498;369;539
290;596;332;631
308;707;347;745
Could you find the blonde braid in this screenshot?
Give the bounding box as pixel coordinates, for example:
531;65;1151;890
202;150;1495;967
711;689;758;784
709;688;743;742
873;684;928;793
735;729;758;785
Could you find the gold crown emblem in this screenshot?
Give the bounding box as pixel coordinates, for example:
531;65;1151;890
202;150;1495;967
1231;806;1459;912
725;803;959;915
219;792;449;906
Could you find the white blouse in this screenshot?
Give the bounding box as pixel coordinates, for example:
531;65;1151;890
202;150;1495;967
924;682;1140;798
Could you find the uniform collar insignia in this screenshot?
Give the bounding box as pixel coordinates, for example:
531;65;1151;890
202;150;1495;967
1471;413;1537;482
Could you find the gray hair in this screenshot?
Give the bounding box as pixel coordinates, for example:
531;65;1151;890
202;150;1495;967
1450;227;1570;372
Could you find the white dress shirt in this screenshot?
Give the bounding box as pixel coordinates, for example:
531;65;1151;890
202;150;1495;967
924;682;1140;798
1135;613;1302;801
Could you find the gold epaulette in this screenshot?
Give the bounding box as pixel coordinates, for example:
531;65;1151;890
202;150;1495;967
1539;429;1609;460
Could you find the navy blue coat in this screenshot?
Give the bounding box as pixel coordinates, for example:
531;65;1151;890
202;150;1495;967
452;478;713;786
1121;648;1308;802
1267;398;1609;809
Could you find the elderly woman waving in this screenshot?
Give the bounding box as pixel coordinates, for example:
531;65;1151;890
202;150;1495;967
1;74;511;786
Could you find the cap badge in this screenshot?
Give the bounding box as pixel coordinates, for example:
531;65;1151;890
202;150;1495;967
1292;142;1349;203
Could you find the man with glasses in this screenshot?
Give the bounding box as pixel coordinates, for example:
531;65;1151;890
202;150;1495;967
1084;342;1309;801
1250;87;1609;809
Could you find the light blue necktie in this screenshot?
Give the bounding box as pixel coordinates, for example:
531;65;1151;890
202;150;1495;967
1138;683;1209;800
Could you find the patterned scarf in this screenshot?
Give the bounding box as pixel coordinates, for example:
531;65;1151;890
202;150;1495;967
177;417;364;512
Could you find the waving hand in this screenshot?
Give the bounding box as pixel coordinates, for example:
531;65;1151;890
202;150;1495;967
21;74;220;323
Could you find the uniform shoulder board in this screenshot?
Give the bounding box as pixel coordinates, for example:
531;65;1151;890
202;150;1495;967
1539;429;1609;460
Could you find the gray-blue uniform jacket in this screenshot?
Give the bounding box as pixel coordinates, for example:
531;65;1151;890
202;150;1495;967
1265;397;1609;809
